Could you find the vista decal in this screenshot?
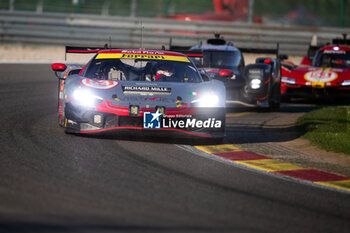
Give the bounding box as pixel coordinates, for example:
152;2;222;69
80;78;119;89
304;70;338;82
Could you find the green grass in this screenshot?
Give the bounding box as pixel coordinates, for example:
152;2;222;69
297;106;350;155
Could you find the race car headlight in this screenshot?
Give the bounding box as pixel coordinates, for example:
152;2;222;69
73;89;103;107
250;78;261;89
342;80;350;86
192;93;219;107
281;77;296;85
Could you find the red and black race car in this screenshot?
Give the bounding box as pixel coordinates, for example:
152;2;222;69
281;43;350;99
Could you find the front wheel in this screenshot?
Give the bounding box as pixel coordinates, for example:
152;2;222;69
268;81;281;110
269;100;280;110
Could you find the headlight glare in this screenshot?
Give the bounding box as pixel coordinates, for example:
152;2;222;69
73;89;102;107
281;77;296;84
192;93;219;107
251;78;261;89
342;80;350;86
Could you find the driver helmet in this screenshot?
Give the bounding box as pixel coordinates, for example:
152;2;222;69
155;62;175;80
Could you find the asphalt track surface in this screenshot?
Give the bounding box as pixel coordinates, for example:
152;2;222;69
0;64;349;233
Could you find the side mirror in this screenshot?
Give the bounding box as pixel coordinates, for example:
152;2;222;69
52;63;67;72
219;69;234;78
51;63;67;79
201;73;211;82
278;54;288;61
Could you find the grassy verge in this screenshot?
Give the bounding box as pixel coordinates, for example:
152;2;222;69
297;106;350;155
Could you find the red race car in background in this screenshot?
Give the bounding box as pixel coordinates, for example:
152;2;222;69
281;41;350;100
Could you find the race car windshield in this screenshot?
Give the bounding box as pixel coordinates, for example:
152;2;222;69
314;51;350;68
84;58;201;83
194;51;241;69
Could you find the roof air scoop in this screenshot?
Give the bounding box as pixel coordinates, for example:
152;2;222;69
207;33;226;45
332;33;350;45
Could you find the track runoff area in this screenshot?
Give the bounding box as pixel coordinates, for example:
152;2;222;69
185;111;350;194
190;143;350;194
151;107;350;194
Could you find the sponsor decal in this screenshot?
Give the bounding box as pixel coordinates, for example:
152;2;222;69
144;97;163;101
248;69;263;80
323;50;346;54
143;111;222;129
189;92;200;96
143;110;162;129
96;53;190;62
248;69;263;75
162;118;222;129
112;95;174;103
304;70;338;82
122;54;165;60
176;100;182;108
81;78;119;89
123;86;171;95
114;95;177;104
121;50;165;55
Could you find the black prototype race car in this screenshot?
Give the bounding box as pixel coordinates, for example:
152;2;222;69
170;34;282;109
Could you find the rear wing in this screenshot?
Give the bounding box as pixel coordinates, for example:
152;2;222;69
332;34;350;45
239;47;279;57
65;46;104;61
169;45;279;57
170;49;203;58
167;41;204;59
168;34;280;59
65;46;104;54
64;44;119;60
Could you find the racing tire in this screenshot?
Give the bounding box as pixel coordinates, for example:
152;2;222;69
268;82;281;110
281;95;291;103
269;100;280;110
